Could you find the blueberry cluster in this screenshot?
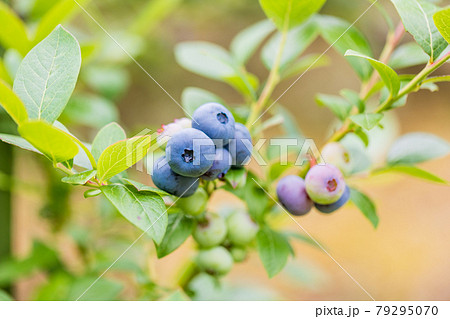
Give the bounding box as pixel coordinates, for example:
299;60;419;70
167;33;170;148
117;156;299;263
152;103;252;197
277;163;350;215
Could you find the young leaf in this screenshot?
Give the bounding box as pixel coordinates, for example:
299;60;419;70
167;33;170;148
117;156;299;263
389;42;430;69
261;18;319;71
156;213;195;258
375;165;447;184
18;121;79;163
349;188;379;228
345;50;400;96
256;227;291;278
392;0;448;62
259;0;326;31
350;113;384;131
340;89;365;113
13;25;81;124
61;170;97;185
434;7;450;44
317;15;373;81
0;2;30;55
91;122;126;161
181;87;225;116
231;20;275;65
387;132;450;165
0;79;28;124
315;94;352;121
97;135;151;182
101;184;167;244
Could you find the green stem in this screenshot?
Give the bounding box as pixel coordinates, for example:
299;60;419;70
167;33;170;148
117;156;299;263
54;163;74;175
69;136;97;170
246;21;289;129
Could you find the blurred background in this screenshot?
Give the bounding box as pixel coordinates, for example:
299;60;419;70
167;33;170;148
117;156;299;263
0;0;449;300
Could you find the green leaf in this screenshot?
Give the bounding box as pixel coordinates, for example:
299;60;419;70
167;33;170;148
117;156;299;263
156;213;195;258
13;25;81;123
97;135;151;182
389;42;430;69
349;188;379;228
122;178;170;197
181;87;225;116
256;227;291;278
101;184;167;244
259;0;326;31
392;0;448;62
224;168;247;189
0;79;28;124
315;94;352;121
33;0;85;44
175;42;257;97
81;66;130;101
317;15;373;81
69;277;123;301
434;7;450;44
280;53;329;79
91;122;126;161
244;176;269;221
61;170;97;185
62;94;118;129
387;132;450;165
375;165;447;184
231;20;275;65
350;113;384;131
0;2;30;55
345;49;400;96
18;120;79;163
268;162;293;181
261;18;319;71
0;289;13;301
340;89;365;113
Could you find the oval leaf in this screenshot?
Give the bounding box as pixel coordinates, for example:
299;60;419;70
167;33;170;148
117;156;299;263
101;184;167;244
181;87;225;116
18;120;79;163
91;122;126;161
350;113;384;131
0;79;28;124
13;25;81;123
434;7;450;44
256;227;291;278
345;49;400;96
387;132;450;165
61;170;97;185
156;213;195;258
392;0;448;62
97;135;151;182
375;165;448;184
350;188;378;228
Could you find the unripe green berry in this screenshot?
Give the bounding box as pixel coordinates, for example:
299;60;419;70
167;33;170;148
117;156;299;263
176;188;208;216
230;246;247;262
226;211;258;245
193;213;227;248
196;246;233;276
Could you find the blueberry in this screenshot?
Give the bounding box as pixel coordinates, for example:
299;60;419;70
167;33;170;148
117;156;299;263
227;123;252;167
193;213;227;248
305;164;345;205
230;246;247;262
176;187;208;216
202;148;232;181
152;156;199;197
276;175;313;216
321;142;352;175
196;246;233;276
315;185;350;214
226;211;258;245
166;128;215;177
192;103;235;146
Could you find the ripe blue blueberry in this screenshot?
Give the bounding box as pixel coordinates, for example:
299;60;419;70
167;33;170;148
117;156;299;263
202;148;232;181
305;164;345;205
196;246;233;276
315;185;350;214
192;103;235;146
152;156;199;197
227;123;252;167
166;128;215;177
193;213;227;248
276;175;313;216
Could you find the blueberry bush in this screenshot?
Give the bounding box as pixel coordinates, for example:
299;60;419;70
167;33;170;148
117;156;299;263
0;0;450;300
